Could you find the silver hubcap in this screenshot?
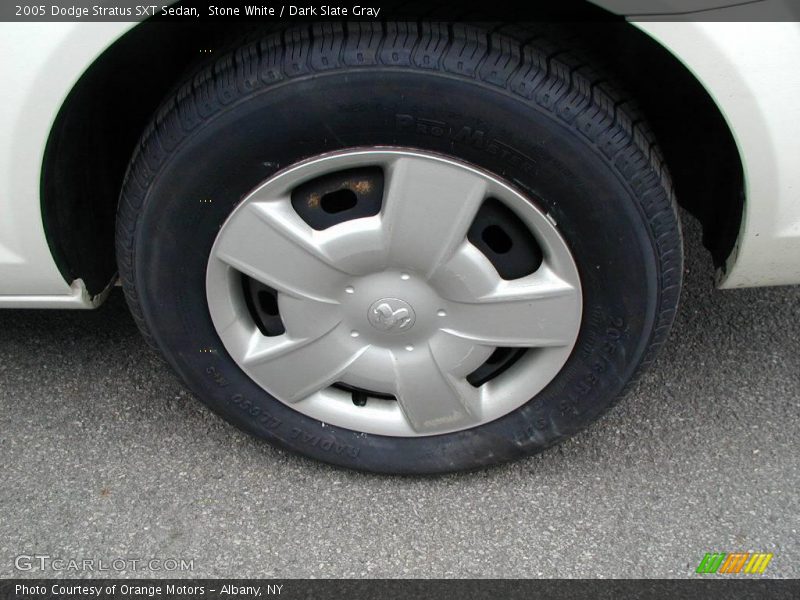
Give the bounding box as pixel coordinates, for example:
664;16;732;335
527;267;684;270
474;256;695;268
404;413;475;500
206;149;582;436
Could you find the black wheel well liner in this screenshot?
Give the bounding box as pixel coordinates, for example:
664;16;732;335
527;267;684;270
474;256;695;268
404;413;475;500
40;16;743;297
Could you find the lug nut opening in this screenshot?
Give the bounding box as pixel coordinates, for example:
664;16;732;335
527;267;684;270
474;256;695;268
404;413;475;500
481;225;513;254
320;188;358;214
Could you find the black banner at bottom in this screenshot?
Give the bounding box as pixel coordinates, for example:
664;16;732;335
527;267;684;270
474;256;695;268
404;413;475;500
2;579;800;600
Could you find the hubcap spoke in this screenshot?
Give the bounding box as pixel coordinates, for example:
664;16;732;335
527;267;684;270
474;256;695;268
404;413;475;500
380;156;488;277
214;200;348;302
277;295;343;339
443;267;581;348
391;344;481;434
242;326;368;403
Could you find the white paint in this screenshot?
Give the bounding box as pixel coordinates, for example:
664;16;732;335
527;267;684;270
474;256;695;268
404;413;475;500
0;23;132;305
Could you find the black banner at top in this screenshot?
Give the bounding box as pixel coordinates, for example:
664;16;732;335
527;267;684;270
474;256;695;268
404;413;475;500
2;0;800;22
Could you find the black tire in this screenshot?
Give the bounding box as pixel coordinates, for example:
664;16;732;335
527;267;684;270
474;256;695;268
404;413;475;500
116;23;682;474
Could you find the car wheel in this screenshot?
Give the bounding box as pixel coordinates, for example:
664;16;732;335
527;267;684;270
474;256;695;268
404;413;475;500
116;23;682;473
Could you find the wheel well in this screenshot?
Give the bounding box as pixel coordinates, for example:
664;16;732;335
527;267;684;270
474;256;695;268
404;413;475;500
574;22;744;270
41;21;246;295
41;17;744;296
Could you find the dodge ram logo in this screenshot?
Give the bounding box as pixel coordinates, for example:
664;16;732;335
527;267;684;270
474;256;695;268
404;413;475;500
367;298;416;332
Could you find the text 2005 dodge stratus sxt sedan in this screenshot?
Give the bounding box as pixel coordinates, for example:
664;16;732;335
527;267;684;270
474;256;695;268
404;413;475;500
1;3;799;472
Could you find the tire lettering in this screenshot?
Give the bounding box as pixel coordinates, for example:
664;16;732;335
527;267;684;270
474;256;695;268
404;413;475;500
289;428;360;457
395;113;536;173
230;394;281;429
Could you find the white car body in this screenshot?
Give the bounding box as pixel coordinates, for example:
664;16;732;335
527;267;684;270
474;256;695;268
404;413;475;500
0;11;799;308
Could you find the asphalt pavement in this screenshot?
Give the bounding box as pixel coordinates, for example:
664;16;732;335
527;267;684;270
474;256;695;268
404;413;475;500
1;216;798;578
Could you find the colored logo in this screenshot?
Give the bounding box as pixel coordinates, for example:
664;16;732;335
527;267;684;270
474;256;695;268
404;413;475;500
696;552;773;574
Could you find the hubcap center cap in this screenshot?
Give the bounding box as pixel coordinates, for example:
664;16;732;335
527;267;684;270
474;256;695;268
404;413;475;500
339;270;441;345
367;298;416;332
